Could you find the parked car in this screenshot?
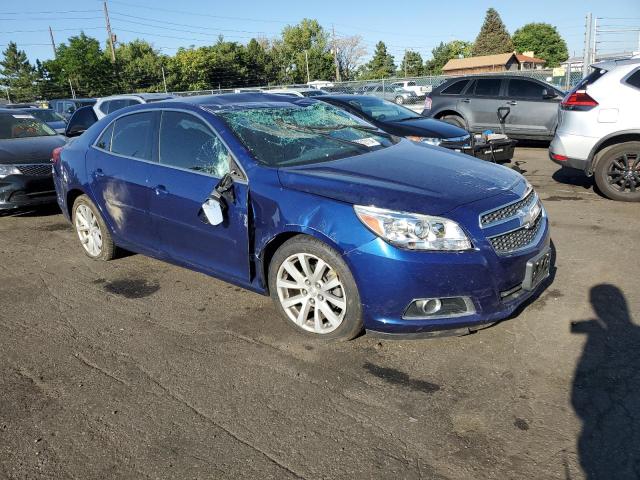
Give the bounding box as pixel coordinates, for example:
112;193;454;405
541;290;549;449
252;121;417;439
360;83;418;104
49;98;96;120
93;93;175;120
319;94;472;150
391;80;431;98
266;88;328;97
4;103;39;109
0;109;66;210
550;57;640;201
423;75;565;140
54;93;551;340
26;108;68;134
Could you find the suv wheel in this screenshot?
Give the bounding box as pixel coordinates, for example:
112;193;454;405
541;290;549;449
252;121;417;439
268;235;363;341
440;114;465;129
72;195;116;260
594;142;640;202
394;96;404;105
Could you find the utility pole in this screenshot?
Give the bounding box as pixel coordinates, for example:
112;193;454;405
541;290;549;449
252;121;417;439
68;78;76;99
592;17;598;64
332;25;341;82
304;50;310;83
103;0;116;62
48;26;57;58
404;49;408;78
582;13;593;77
161;66;168;93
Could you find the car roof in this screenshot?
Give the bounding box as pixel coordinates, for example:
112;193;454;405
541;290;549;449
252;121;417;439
592;56;640;71
321;94;374;102
99;93;174;101
169;93;317;109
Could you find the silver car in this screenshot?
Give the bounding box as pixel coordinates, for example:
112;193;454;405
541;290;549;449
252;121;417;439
360;83;417;104
550;56;640;201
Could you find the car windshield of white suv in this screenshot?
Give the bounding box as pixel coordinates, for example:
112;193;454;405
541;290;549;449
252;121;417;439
217;102;397;167
0;113;57;139
345;97;421;122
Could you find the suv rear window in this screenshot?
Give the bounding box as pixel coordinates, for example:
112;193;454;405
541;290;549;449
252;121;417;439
575;68;607;90
474;79;501;96
625;69;640;89
441;80;468;95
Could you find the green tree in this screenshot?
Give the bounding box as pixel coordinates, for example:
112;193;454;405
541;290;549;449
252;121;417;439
400;50;423;76
245;38;274;86
512;23;568;67
472;8;514;56
278;19;334;83
114;40;165;92
425;40;473;74
0;42;37;102
362;41;395;79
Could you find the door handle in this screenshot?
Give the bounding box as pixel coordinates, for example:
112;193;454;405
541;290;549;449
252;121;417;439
154;184;168;196
507;100;517;106
93;168;105;178
461;98;471;103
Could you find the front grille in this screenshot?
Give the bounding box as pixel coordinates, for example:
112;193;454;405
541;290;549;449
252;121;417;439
489;214;543;254
481;189;535;227
16;164;52;176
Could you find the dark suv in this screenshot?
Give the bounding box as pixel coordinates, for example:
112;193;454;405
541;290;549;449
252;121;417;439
422;75;565;140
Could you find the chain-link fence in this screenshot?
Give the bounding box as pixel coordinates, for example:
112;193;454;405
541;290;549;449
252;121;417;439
170;69;583;104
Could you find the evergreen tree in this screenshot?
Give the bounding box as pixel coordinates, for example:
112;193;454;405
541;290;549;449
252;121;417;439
364;41;395;78
472;8;514;56
0;42;37;102
400;50;423;76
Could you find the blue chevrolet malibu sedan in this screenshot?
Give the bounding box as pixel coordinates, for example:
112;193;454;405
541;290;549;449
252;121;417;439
53;93;551;340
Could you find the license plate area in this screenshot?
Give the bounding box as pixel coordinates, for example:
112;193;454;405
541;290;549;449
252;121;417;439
522;248;551;291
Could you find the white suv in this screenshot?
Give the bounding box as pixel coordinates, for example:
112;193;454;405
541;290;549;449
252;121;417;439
93;93;174;120
549;56;640;201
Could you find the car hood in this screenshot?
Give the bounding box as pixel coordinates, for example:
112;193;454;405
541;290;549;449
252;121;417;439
383;117;468;139
0;135;66;165
277;140;524;216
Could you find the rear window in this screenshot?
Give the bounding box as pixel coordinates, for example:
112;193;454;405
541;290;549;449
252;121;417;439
441;80;468;95
474;79;501;96
0;113;56;139
625;69;640;89
575;68;607;91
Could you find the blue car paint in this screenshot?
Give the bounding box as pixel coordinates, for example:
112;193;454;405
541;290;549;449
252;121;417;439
53;94;551;335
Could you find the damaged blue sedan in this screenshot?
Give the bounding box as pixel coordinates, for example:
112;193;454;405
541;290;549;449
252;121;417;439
53;93;551;340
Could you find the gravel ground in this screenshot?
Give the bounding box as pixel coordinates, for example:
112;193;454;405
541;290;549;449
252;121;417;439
0;147;638;480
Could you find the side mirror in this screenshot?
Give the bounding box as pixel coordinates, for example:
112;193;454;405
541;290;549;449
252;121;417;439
199;173;235;226
64;124;85;138
542;89;557;99
201;197;224;226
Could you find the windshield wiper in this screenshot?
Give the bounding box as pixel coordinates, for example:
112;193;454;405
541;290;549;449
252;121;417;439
276;120;382;152
394;116;422;122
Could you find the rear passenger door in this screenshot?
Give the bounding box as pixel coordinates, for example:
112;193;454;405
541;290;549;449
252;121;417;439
504;78;561;138
464;78;504;132
86;111;160;252
148;110;251;284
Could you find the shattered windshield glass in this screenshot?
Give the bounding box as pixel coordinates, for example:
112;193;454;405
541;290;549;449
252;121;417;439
216;102;397;167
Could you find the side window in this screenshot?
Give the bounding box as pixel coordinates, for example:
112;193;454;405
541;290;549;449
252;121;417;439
99;101;111;115
95;123;114;151
625;69;640;89
159;111;231;178
508;79;545;99
474;79;501;97
407;81;416;87
107;99;138;114
441;80;469;95
111;112;155;161
64;101;76;114
54;102;62;113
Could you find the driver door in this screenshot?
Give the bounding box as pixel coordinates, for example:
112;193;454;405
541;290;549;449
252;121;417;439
148;110;250;284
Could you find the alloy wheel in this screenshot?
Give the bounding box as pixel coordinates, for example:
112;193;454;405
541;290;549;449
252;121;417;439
607;152;640;193
276;253;346;334
75;204;103;257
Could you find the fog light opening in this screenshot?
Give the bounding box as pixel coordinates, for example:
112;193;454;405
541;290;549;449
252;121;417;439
419;298;442;315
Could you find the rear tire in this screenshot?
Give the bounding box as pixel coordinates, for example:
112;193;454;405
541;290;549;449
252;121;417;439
268;235;363;341
440;114;466;129
394;96;404;105
72;195;116;260
593;142;640;202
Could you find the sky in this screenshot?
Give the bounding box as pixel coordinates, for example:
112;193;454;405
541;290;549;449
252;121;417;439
2;0;639;65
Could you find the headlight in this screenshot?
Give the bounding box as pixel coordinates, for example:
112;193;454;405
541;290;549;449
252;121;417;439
406;136;441;146
0;165;20;179
354;205;472;251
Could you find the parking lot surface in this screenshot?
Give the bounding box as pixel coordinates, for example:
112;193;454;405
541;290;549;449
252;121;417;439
1;147;638;480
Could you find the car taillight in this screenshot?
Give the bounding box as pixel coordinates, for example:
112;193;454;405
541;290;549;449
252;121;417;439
424;96;432;111
51;147;63;165
561;90;598;110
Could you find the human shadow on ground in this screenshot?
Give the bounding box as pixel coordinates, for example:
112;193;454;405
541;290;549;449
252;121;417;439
571;284;640;479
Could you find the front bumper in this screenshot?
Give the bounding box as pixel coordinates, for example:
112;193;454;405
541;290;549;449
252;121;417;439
0;173;57;210
344;217;551;335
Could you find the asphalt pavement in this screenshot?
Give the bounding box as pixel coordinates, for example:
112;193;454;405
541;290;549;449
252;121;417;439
1;147;638;479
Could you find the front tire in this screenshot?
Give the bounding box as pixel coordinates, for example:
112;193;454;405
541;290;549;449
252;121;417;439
268;235;363;341
440;114;465;129
72;195;116;260
593;142;640;202
394;96;404;105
